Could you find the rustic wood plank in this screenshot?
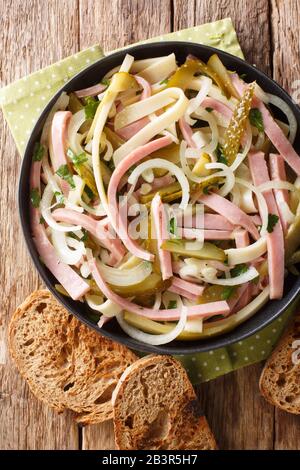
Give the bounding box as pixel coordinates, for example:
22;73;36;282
173;0;272;74
197;364;275;449
271;0;300;93
271;0;300;448
79;0;171;449
79;0;172;51
0;0;79;449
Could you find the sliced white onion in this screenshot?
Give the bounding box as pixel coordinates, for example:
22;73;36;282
41;154;61;193
258;180;296;193
225;237;267;265
68;110;86;155
206;162;235;197
254;83;269;103
51;229;85;264
97;260;152;286
201;266;259;286
267;93;297;144
128;157;190;210
103;139;113;161
79;199;107;216
190;130;211;150
67;175;85;206
141;168;154;183
80;261;91;278
193;107;219;154
86;294;122;317
40;183;82;232
116;304;187;345
185;76;212;125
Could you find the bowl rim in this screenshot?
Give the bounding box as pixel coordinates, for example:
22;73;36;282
18;40;300;355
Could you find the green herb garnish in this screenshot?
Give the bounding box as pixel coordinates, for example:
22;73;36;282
221;286;236;300
54;191;64;204
167;300;177;309
33;142;45;162
267;213;279;233
215;143;228;165
101;78;110;87
159;78;169;85
205;107;213;112
81;229;89;242
30;188;41;208
56;164;75;189
84;97;100;119
67;147;88;165
168;217;177;236
249;108;264;133
230;263;248;277
39;215;45;224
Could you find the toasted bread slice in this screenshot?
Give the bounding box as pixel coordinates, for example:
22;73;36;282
8;290;137;424
259;312;300;414
112;355;217;450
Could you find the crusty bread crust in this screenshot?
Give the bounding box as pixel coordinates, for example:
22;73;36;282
113;355;217;450
8;290;137;424
259;311;300;415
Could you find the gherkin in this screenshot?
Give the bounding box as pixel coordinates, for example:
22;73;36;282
223;82;255;165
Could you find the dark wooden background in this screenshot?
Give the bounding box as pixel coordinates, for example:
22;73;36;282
0;0;299;450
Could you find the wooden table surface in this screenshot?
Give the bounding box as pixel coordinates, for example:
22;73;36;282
1;0;299;450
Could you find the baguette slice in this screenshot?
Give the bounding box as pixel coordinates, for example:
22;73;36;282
112;355;217;450
259;312;300;414
8;290;137;424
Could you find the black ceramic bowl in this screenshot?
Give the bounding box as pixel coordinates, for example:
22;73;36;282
19;41;300;355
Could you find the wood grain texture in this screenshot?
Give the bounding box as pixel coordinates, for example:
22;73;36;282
79;0;172;51
271;0;300;450
271;0;300;95
173;0;272;74
0;0;79;450
197;365;275;450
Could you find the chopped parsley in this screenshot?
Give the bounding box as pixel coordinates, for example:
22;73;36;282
249;108;264;133
56;164;75;189
205;107;213;112
81;229;89;242
221;286;236;300
159;78;169;85
30;188;41;208
267;213;279;233
167;300;177;309
32;142;45;161
54;191;64;204
101;78;110;87
67;147;88;165
230;263;248;277
39;215;45;224
168;217;177;236
84;97;100;119
215;143;228;165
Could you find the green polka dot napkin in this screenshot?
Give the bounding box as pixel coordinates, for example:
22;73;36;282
0;18;297;383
